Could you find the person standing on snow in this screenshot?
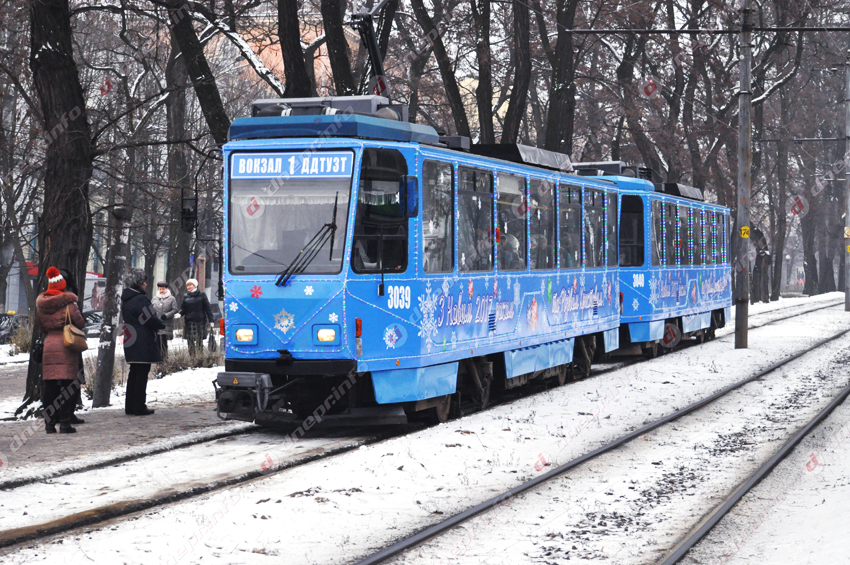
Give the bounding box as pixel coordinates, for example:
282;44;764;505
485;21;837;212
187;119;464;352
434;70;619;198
121;268;165;416
37;267;86;433
151;281;179;358
180;278;213;357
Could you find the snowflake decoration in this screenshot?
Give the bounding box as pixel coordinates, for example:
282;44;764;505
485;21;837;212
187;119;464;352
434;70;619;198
580;273;586;292
513;281;521;306
417;281;439;347
451;331;457;349
304;286;314;296
250;285;262;298
384;326;400;349
649;276;660;307
442;277;451;297
228;302;238;312
273;307;295;334
540;279;546;297
329;313;339;323
632;298;640;312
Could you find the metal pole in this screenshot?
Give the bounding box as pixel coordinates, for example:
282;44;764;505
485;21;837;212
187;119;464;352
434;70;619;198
735;0;752;348
845;54;850;311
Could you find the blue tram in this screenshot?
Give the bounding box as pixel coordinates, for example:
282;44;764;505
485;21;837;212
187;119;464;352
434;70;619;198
214;96;732;426
574;162;733;357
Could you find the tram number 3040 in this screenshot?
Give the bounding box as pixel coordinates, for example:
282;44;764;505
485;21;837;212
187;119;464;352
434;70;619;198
388;285;411;309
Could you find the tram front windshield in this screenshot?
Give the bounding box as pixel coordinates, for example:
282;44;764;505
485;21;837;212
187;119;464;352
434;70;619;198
229;151;353;275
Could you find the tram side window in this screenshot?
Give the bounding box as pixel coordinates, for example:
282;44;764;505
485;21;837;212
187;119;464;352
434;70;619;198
607;192;618;267
665;203;677;266
620;195;644;267
678;205;688;265
695;210;706;266
458;167;494;272
422;161;454;273
529;179;556;270
651;200;663;266
497;173;527;271
352;148;408;274
705;211;717;265
584;188;605;268
559;184;582;269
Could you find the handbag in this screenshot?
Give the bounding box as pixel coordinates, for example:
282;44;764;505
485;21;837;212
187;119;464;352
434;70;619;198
63;306;88;353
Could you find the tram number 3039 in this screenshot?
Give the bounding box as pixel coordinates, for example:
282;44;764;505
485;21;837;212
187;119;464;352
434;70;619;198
388;285;411;309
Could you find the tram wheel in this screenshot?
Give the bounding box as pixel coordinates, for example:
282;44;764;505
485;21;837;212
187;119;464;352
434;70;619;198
573;336;595;379
556;365;569;386
429;394;451;424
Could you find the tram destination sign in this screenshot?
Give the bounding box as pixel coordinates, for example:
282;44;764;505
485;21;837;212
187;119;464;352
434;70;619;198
231;151;353;180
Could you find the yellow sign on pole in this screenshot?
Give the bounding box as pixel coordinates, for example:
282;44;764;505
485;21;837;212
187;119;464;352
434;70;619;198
740;226;750;239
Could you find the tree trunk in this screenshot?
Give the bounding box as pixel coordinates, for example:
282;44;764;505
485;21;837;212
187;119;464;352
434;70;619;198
321;0;355;96
22;0;94;417
543;0;578;155
500;0;531;144
818;215;836;293
770;90;789;300
279;0;313;98
165;31;192;303
91;210;129;408
470;0;494;143
166;1;230;145
410;0;470;137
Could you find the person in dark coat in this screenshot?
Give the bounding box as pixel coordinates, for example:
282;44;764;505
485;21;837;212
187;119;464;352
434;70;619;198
180;278;213;357
121;268;165;416
151;281;179;358
37;267;86;433
58;268;86;425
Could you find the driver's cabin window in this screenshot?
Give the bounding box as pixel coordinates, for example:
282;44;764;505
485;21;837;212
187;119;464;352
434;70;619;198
352;149;408;273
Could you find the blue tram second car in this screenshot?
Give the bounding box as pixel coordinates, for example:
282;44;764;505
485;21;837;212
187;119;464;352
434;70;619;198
214;97;731;426
574;162;733;357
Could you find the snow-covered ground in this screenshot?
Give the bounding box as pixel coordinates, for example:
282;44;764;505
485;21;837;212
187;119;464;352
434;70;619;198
1;300;848;564
0;337;216;419
684;371;850;565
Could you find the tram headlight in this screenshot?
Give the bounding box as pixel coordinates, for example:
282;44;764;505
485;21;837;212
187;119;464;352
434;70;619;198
235;328;254;342
317;328;336;342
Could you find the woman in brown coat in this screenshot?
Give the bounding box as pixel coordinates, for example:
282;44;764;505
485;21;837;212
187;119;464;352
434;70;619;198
36;266;86;433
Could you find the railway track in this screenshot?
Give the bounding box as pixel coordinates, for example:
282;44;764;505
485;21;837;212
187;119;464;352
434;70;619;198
0;299;841;555
658;370;850;564
350;307;850;565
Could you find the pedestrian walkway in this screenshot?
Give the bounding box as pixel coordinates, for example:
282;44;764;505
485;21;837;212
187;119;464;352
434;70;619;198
0;402;252;482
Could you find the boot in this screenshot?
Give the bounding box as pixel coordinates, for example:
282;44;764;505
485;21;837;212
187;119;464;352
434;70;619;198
70;414;85;424
59;421;77;434
45;423;56;434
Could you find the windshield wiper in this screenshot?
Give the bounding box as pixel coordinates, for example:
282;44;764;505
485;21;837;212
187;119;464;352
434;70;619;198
276;192;339;287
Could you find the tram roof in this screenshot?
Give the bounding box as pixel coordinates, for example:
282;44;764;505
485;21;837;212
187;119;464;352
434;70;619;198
228;114;441;145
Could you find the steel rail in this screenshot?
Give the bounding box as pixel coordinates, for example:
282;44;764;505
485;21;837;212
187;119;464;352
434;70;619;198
352;324;850;565
659;373;850;564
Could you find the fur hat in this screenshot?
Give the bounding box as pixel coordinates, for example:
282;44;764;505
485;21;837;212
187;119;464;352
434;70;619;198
46;266;66;296
186;278;199;288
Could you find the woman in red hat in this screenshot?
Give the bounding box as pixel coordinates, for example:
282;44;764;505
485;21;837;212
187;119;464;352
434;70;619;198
36;266;86;433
